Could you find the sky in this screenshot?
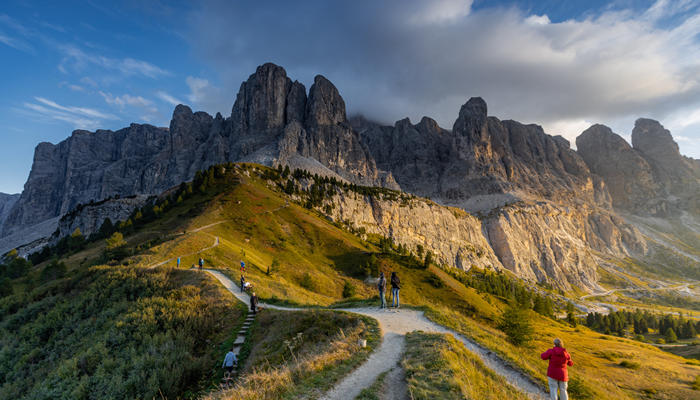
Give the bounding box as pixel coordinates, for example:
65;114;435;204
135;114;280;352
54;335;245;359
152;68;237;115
1;0;700;194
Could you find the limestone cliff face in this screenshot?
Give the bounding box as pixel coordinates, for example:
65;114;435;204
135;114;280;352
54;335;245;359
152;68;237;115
54;195;149;240
576;120;700;216
355;97;603;212
0;194;19;231
324;188;503;271
576;124;661;214
482;202;645;291
323;187;645;290
1;63;393;243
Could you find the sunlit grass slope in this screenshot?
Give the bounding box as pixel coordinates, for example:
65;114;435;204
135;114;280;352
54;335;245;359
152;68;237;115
207;309;380;400
402;331;530;400
0;266;245;399
129;163;700;400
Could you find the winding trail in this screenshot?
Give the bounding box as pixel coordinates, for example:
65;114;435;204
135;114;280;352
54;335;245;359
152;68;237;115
203;269;548;400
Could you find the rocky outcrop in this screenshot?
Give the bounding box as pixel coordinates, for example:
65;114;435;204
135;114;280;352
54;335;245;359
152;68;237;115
576;120;700;216
355;97;603;212
322;186;645;291
53;195;149;241
0;193;19;230
576;124;661;214
632;119;700;214
1;63;394;242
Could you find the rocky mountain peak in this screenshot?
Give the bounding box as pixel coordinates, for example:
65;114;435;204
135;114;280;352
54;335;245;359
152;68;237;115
632;118;680;163
576;124;665;214
453;97;489;142
306;74;347;126
416;116;442;135
231;62;292;134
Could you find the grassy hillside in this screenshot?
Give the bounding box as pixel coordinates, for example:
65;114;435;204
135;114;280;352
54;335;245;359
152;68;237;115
0;266;245;399
128;163;700;400
3;162;699;399
401;331;530;400
207;309;380;400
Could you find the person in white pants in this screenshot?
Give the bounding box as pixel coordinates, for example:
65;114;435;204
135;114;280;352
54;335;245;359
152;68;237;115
541;338;574;400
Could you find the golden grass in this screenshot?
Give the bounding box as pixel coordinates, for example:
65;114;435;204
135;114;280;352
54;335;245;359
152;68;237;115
402;331;529;400
206;310;380;400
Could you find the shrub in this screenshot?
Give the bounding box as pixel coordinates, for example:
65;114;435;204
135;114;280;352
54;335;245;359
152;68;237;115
424;273;444;288
693;375;700;391
665;328;678;343
342;281;356;298
299;272;316;291
498;303;533;346
618;360;640;369
40;259;67;282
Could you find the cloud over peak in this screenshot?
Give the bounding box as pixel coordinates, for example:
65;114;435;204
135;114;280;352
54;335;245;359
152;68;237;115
187;0;700;156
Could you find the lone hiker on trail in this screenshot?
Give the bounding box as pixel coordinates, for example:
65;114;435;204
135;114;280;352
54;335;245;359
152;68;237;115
177;257;180;268
378;272;387;309
240;275;246;293
222;348;238;375
250;292;259;314
198;257;204;271
541;338;574;400
390;272;401;308
240;260;245;272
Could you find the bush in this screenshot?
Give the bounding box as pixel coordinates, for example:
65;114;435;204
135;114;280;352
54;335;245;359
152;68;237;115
299;272;316;291
693;375;700;391
665;328;678;343
498;303;533;346
40;259;67;282
618;360;640;369
424;273;443;288
342;281;356;298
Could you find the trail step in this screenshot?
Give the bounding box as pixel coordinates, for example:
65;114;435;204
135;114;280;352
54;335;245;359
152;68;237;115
234;336;246;345
233;346;241;356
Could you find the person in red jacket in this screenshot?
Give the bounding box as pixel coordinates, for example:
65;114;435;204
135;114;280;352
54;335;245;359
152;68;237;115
541;338;574;400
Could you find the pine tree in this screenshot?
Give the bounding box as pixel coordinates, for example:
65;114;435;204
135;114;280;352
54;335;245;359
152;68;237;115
499;303;534;346
665;327;678;343
566;302;577;327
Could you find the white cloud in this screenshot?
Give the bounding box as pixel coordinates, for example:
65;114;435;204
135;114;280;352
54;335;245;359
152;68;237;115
58;44;171;79
186;76;210;104
0;32;33;53
189;0;700;158
156;90;183;106
34;97;117;120
20;98;116;130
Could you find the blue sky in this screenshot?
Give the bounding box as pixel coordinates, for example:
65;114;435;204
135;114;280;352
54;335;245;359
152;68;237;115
1;0;699;193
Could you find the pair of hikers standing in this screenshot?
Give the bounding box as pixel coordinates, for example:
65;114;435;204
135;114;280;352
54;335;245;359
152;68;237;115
377;272;400;309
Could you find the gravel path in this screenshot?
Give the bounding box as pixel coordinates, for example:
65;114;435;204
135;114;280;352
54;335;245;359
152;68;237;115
203;269;548;400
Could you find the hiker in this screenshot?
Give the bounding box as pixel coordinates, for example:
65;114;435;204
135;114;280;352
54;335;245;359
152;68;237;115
378;272;387;309
198;257;204;270
222;348;238;375
240;260;246;272
541;338;574;400
250;292;259;314
240;275;246;293
390;272;401;308
177;257;181;268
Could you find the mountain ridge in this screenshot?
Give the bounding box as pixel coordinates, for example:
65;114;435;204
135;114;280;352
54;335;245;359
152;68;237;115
2;62;699;291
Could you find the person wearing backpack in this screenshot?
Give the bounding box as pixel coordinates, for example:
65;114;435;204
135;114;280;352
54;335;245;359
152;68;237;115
198;257;204;270
390;272;401;308
541;338;574;400
377;272;387;309
240;275;246;293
